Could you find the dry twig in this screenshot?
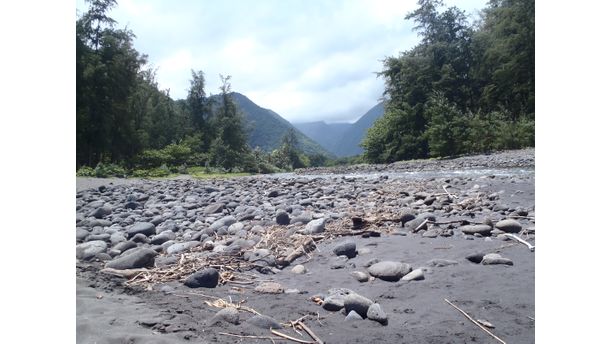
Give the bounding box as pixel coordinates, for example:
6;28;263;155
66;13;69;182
297;321;325;344
444;299;507;344
218;332;277;343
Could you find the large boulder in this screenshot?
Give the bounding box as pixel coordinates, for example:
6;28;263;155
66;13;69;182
184;268;219;288
76;240;107;261
127;222;156;238
495;219;522;233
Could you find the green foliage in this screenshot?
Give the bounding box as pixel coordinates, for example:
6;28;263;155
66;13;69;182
363;0;534;163
76;166;96;177
94;162;127;178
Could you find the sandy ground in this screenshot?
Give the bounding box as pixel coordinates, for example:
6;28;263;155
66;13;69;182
76;151;534;344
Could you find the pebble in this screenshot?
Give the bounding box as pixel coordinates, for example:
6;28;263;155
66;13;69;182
255;281;284;294
428;259;459;267
291;265;306;274
350;271;370;282
246;314;283;329
366;303;388;325
300;218;327;234
343;293;374;318
460;224;492;236
481;253;514;265
333;241;357;258
401;268;425;282
345;310;364;321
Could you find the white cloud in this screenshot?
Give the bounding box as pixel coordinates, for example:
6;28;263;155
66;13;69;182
76;0;489;123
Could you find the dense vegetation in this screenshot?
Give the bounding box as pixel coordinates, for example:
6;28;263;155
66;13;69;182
362;0;535;163
76;0;327;177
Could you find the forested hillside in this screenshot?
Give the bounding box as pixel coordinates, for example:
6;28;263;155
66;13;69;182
363;0;534;163
76;0;328;176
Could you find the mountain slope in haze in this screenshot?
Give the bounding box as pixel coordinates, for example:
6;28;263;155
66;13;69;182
292;102;385;157
335;102;385;157
228;93;333;157
293;121;351;153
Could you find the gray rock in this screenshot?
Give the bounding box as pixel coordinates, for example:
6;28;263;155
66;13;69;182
466;252;485;264
246;314;283;329
203;203;224;215
105;248;157;270
331;256;349;269
245;249;276;266
333;241;357;258
350;271;370;282
399;211;416;227
401;268;425;282
406;213;436;231
184;268;219;288
367;261;412;281
127;222;156;238
300;218;327;234
166;241;200;255
482;253;514;266
109;232;126;245
275;211;290;225
422;226;442;238
291;265;306;274
76;228;90;242
112;240;136;253
76;240;108;261
460;224;492;236
345;310;363;321
495;219;522;233
366;303;388;325
322;293;347;311
255;282;284;294
427;259;459;267
150;231;175;245
130;233;149;243
89;205;112;219
210;308;240;325
344;293;374;318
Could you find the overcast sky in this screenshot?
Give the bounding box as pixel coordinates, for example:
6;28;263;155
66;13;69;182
76;0;487;123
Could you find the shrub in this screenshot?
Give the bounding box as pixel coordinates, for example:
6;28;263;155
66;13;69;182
76;166;95;177
94;163;127;178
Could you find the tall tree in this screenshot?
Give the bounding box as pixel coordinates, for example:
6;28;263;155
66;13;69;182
186;70;213;151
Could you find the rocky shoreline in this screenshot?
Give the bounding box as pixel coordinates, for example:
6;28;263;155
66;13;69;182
76;148;535;343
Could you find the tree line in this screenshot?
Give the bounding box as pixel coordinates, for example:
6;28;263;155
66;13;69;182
76;0;310;177
362;0;535;163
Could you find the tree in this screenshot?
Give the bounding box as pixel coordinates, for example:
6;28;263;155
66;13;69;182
209;75;250;169
187;70;214;151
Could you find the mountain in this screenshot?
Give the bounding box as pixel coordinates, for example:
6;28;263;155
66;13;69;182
335;102;385;157
293;121;351;153
292;102;385;157
227;93;333;157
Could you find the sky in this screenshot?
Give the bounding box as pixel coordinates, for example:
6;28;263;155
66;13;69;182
76;0;488;123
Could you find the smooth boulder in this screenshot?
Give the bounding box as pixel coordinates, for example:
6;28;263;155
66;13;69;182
127;222;156;238
495;219;522;233
367;261;412;281
105;248;157;270
184;268;219;288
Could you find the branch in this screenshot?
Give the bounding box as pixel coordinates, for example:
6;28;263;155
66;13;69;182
297;321;325;344
270;329;315;344
502;233;535;251
444;299;507;344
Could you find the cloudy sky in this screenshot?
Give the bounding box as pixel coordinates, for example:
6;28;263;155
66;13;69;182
76;0;487;123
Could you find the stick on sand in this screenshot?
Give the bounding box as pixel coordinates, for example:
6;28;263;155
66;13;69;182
444;299;507;344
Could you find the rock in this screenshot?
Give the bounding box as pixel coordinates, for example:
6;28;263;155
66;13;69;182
210;308;240;325
406;213;436;231
105;248;157;270
482;253;514;266
127;222;156;238
345;310;363;321
366;303;388;325
255;282;284;294
203;203;224;214
495;219;522;233
76;228;90;242
166;241;200;255
401;268;425;282
466;252;485;264
344;293;374;318
367;261;412;281
300;218;326;234
275;211;290;225
89;205;112;219
245;249;276;266
427;259;459;267
333;241;357;258
350;271;370;283
422;226;442;238
322;293;346;311
246;314;283;329
184;268;219;288
331;256;349;269
267;190;280;197
460;224;492;236
399;211;416;227
130;233;149;243
109;232;126;245
112;240;136;253
150;231;175;245
291;265;306;274
76;240;108;261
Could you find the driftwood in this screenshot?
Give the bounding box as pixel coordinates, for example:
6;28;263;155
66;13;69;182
218;332;277;343
297;321;325;344
444;299;507;344
100;267;149;279
502;233;535;251
270;329;315;344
